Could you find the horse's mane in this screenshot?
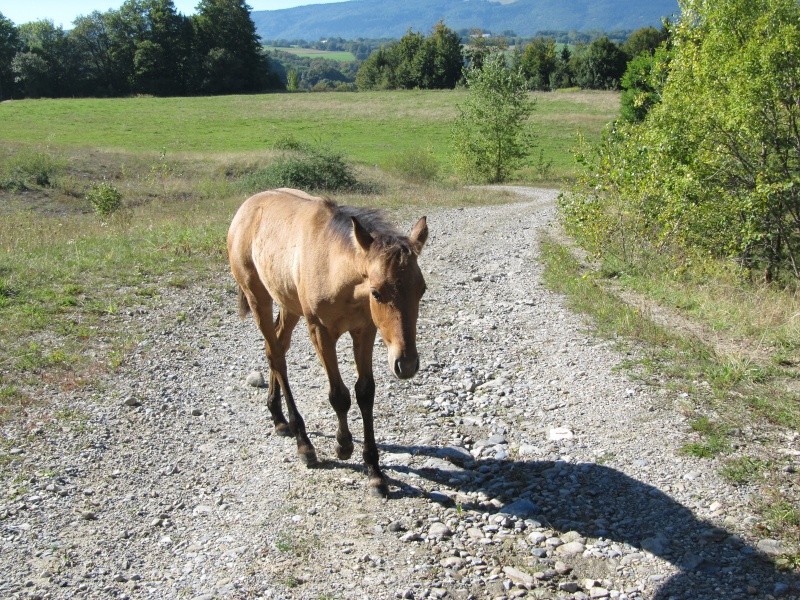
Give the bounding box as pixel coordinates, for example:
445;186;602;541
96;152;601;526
325;200;415;259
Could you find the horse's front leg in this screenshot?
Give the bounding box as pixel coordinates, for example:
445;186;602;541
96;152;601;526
307;321;354;461
352;325;388;497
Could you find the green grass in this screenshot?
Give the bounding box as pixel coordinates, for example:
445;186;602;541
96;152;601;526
0;90;618;182
265;46;357;62
0;190;235;419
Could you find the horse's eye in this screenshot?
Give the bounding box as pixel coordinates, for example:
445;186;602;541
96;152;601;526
371;289;383;302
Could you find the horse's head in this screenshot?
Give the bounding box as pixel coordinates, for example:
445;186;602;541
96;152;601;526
352;216;428;379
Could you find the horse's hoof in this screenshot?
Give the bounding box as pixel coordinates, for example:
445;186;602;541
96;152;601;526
274;423;292;437
335;442;354;460
299;448;319;467
368;479;389;498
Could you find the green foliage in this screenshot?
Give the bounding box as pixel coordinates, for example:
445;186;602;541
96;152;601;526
0;12;19;100
0;149;60;190
387;147;440;183
356;21;463;90
239;145;359;193
451;52;536;183
619;46;671;122
86;181;123;216
7;0;279;98
572;36;628;90
518;37;557;91
565;0;800;283
621;26;668;59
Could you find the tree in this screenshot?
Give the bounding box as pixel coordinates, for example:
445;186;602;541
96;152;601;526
0;12;20;99
619;45;671;122
451;52;536;183
519;37;557;91
427;21;463;88
129;0;192;95
193;0;268;94
550;45;574;89
14;20;81;97
573;36;627;90
355;23;462;91
564;0;800;283
622;26;668;59
70;11;126;96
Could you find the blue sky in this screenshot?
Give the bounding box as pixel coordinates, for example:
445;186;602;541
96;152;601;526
0;0;344;28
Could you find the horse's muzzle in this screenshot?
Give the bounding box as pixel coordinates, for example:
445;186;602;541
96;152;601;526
393;355;419;379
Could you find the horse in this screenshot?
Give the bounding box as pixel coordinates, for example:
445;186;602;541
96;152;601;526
227;188;428;496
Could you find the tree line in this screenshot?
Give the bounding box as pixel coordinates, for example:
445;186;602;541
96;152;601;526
0;0;278;99
353;24;667;92
1;0;670;100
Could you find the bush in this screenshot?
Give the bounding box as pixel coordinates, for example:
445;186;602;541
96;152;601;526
0;149;61;191
567;0;800;284
240;146;359;193
86;181;123;216
388;147;440;183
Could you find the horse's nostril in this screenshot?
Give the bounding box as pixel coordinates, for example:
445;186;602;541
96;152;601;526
394;356;419;379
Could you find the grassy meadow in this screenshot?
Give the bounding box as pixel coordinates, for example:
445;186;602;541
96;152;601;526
0;89;617;182
265;46;357;62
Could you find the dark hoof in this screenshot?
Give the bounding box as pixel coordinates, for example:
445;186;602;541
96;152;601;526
335;442;354;460
274;422;292;437
368;478;389;498
298;448;319;467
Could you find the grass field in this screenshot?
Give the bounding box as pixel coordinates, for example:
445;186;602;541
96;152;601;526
265;46;357;62
0;89;618;183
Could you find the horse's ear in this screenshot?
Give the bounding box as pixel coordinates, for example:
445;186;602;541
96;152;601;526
409;216;428;254
351;216;374;252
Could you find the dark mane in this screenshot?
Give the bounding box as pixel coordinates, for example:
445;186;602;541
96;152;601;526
326;201;413;256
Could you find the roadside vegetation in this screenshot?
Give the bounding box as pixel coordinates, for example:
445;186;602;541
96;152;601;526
544;0;800;561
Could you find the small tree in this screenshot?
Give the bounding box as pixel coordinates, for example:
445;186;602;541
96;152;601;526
451;52;535;183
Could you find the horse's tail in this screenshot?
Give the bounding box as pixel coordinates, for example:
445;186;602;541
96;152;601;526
237;286;251;319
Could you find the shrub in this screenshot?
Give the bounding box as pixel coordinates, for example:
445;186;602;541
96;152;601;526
86;181;123;216
240;146;359;193
567;0;800;283
0;149;61;191
388;147;440;183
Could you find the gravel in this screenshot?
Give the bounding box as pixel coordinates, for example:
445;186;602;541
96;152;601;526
1;188;798;599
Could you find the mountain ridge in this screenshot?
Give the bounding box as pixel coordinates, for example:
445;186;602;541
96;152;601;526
252;0;681;41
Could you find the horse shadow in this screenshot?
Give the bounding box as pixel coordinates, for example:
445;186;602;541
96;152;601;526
368;442;800;600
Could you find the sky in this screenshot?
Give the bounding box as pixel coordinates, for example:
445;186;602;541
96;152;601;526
0;0;345;28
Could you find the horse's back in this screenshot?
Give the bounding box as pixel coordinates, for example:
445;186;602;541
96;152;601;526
227;189;334;316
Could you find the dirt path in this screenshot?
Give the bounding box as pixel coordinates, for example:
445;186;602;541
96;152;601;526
1;189;797;599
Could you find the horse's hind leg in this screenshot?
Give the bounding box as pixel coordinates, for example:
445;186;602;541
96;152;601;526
267;308;300;437
244;282;317;466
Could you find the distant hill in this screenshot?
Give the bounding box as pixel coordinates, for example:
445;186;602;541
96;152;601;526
252;0;680;41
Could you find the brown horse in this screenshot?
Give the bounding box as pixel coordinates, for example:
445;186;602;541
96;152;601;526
227;188;428;496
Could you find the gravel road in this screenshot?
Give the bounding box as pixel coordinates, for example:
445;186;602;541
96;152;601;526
1;188;798;600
